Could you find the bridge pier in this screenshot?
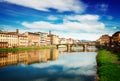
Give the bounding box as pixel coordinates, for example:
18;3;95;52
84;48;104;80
56;45;59;49
66;44;72;52
83;44;88;52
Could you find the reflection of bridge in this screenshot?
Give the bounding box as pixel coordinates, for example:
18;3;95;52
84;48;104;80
56;42;97;51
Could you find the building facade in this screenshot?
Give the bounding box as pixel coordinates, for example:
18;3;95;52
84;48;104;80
18;34;28;47
0;32;8;48
0;31;18;48
97;34;110;46
48;34;59;45
112;31;120;47
66;38;74;44
59;38;67;44
24;32;40;46
36;32;49;46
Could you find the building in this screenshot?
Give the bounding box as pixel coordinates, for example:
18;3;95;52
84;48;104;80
36;32;48;46
66;38;74;44
97;34;110;46
0;30;18;48
48;34;59;45
24;32;40;46
112;31;120;47
48;31;59;45
0;32;8;48
59;38;67;44
7;32;18;47
18;34;28;47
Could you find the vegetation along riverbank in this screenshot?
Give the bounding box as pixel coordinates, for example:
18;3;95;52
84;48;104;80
97;49;120;81
0;46;55;52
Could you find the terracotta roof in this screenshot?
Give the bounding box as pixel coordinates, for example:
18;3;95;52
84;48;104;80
112;31;120;36
0;31;18;35
18;34;27;37
7;32;17;35
27;32;39;35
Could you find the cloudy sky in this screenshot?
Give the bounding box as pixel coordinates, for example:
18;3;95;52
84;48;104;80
0;0;120;40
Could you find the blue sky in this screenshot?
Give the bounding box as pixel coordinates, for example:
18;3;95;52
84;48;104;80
0;0;120;40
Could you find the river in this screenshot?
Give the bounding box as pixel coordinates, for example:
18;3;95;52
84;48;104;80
0;47;97;81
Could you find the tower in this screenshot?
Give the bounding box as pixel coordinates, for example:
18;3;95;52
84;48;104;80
16;29;19;34
49;30;51;35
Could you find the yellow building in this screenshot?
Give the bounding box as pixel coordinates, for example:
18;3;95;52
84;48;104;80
59;38;67;44
48;34;59;45
66;38;74;44
0;31;18;48
36;32;48;46
112;31;120;46
97;34;110;46
24;32;40;46
0;32;8;48
18;34;28;47
7;32;18;47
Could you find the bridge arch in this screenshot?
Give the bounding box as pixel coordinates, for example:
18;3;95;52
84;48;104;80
56;42;97;52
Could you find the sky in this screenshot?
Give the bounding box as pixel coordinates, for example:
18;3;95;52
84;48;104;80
0;0;120;41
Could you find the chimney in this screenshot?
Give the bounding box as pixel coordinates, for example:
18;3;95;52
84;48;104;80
16;29;19;34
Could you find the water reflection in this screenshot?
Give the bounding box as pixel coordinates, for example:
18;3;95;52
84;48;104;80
0;48;97;81
0;49;59;67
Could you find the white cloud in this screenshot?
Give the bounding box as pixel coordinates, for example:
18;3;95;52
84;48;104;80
47;15;58;20
22;14;105;31
0;25;17;32
21;14;111;40
56;32;102;40
65;14;99;21
4;0;87;13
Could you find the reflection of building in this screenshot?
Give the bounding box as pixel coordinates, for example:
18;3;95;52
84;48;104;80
24;32;40;46
0;53;7;67
49;49;59;60
7;52;18;65
39;50;48;62
18;52;28;63
0;49;59;67
27;50;40;64
112;31;120;47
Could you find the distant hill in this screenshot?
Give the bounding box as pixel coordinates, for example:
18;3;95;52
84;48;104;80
80;40;91;42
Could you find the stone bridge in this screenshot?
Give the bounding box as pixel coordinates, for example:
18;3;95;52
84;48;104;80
55;42;97;51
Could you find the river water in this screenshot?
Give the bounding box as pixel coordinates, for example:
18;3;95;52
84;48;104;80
0;47;97;81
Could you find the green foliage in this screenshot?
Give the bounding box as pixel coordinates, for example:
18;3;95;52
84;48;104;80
97;49;120;81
